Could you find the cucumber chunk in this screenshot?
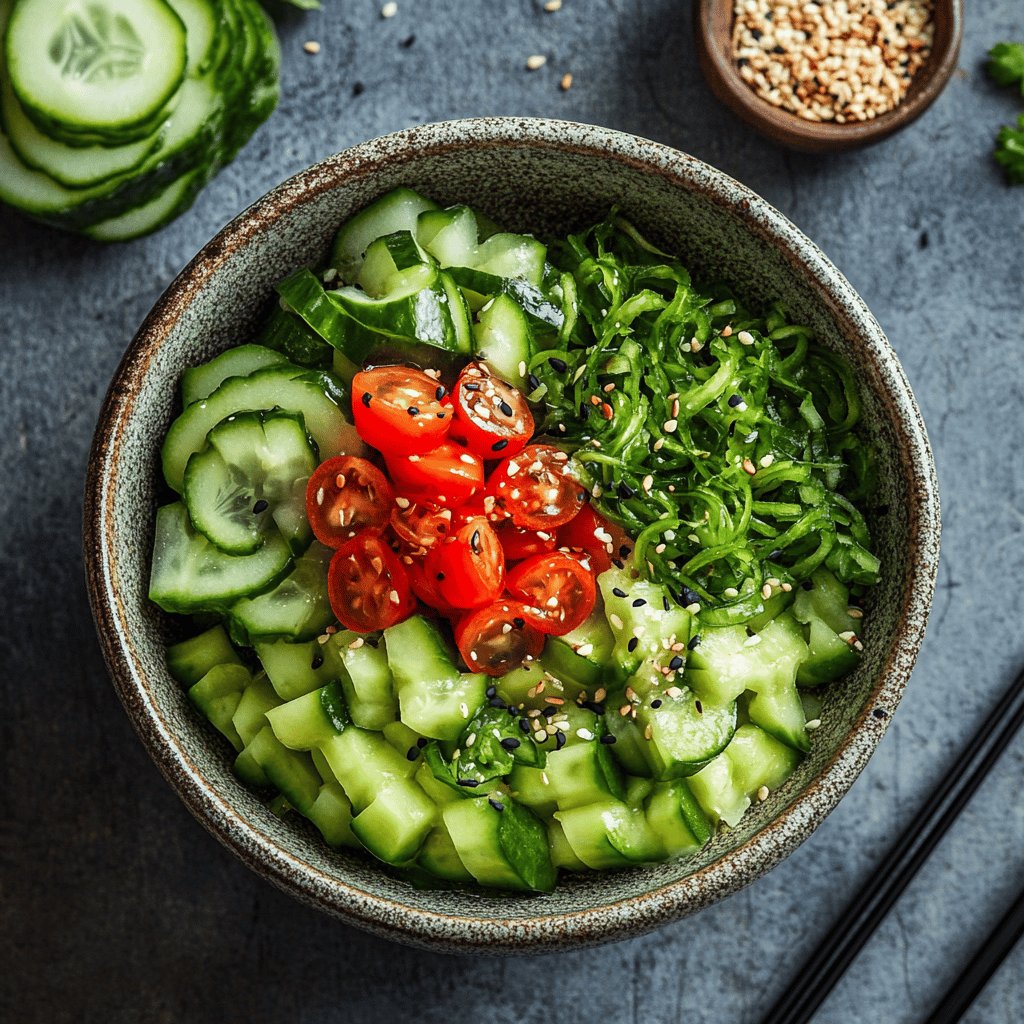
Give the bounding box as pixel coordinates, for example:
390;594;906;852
555;801;661;869
254;637;338;701
244;725;321;813
417;205;478;266
473;293;533;387
417;826;473;882
319;727;417;810
266;681;349;751
161;363;363;494
798;617;860;686
183;409;317;556
232;673;280;746
188;662;251;751
166;624;242;685
305;782;358;848
543;739;625;810
6;0;188;142
181;345;288;407
149;502;293;614
542;607;615;690
350;778;436;865
644;780;712;857
335;632;398;731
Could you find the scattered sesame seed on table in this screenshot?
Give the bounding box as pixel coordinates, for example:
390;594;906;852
732;0;935;123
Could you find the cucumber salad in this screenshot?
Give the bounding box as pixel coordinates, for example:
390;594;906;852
152;188;880;891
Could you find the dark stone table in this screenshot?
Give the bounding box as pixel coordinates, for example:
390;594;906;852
3;2;1022;1021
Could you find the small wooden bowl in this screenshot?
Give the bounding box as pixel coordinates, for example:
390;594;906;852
694;0;963;152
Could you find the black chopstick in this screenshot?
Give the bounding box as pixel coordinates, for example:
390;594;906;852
762;664;1024;1024
922;885;1024;1024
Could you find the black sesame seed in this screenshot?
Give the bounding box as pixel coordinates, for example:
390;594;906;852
663;596;671;611
436;572;445;582
728;394;743;408
408;406;420;416
485;686;497;698
311;653;324;670
252;499;269;514
542;706;557;718
612;587;627;598
632;598;646;608
600;733;617;745
612;558;625;570
627;637;639;653
471;529;481;553
579;402;591;421
435;385;446;400
499;400;514;417
617;482;635;499
669;655;684;670
508;706;518;717
651;699;663;709
695;700;703;714
489;697;506;708
417;737;428;748
406;746;419;761
548;357;568;372
465;381;481;391
488;798;505;812
491;439;509;452
457;778;480;788
555;730;566;750
366;636;380;648
728;421;737;437
513;617;525;629
518;717;531;734
361;391;372;407
619;545;631;558
528;373;541;391
680;587;701;606
437;411;446;419
500;737;521;750
687;634;702;650
801;580;814;591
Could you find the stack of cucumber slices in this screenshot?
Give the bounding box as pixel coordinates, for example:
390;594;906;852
0;0;281;240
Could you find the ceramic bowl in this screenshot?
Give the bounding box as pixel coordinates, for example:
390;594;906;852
84;117;940;954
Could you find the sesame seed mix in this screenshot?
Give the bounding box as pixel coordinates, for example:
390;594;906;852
732;0;934;124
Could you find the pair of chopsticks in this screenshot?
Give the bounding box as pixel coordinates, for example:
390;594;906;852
763;665;1024;1024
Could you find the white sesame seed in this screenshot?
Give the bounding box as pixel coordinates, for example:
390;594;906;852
544;0;562;9
380;1;397;16
759;453;775;468
757;785;770;802
576;728;594;741
609;613;624;630
663;419;678;433
737;330;755;346
806;718;822;731
526;54;547;70
303;40;321;54
560;72;573;91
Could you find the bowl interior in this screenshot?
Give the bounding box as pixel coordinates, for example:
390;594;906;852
88;120;938;952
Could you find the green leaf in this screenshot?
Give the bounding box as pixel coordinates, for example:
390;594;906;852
994;113;1024;185
987;42;1024;94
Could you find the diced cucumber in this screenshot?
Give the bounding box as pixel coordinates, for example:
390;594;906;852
161;364;363;494
440;271;474;355
330;187;440;282
350;778;436;865
547;818;588;870
6;0;188;143
473;233;546;286
335;633;399;730
183;409;317;556
383;719;421;755
149;502;293;614
166;624;242;685
244;725;321;813
634;687;737;779
603;710;654;776
542;608;615;690
644;780;712;857
232;673;280;746
319;727;417;810
597;567;694;679
797;616;861;686
188;663;251;751
305;782;358;848
473;293;533;387
260;305;333;370
229;542;334;644
543;740;625;810
508;763;557;816
556;800;663;869
385;616;487;740
443;798;556;891
356;230;431;295
793;568;861;635
265;681;349;751
181;345;288;407
445;267;564;329
417;205;478;266
417;826;473;882
415;761;461;806
254;636;340;702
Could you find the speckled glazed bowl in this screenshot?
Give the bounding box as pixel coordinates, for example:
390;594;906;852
84;117;940;954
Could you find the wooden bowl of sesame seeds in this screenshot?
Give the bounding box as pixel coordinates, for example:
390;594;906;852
694;0;963;152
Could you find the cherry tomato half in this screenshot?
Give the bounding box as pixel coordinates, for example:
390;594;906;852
305;456;394;548
327;533;416;633
403;553;461;616
487;444;585;531
506;552;597;635
496;521;558;562
557;504;632;574
455;599;545;676
386;440;484;508
450;362;534;460
352;366;452;455
390;499;453;551
428;517;505;610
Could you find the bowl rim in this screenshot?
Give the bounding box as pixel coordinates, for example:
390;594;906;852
83;116;941;953
693;0;964;153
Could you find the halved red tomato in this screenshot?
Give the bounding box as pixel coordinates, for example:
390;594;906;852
454;599;545;676
352;366;452;455
428;517;505;610
487;444;585;531
327;533;416;632
506;552;597;635
403;553;461;616
557;503;631;574
305;456;393;548
496;521;558;562
450;362;534;459
389;499;453;551
386;440;483;508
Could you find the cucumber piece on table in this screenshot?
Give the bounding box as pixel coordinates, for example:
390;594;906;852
149;502;293;614
161;363;363;494
329;187;440;282
166;623;242;685
82;166;207;242
229;542;334;644
183;409;317;556
6;0;188;144
181;345;289;407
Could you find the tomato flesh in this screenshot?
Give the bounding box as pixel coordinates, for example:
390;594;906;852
305;456;393;548
497;521;558;562
450;362;534;459
506;552;597;635
327;533;416;632
352;366;452;455
386;440;483;507
455;600;545;676
487;444;585;531
403;553;461;616
557;504;631;574
390;499;454;552
429;517;505;610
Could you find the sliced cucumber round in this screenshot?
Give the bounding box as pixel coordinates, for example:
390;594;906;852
6;0;188;142
162;363;363;494
82;165;205;242
181;344;289;407
149;502;293;614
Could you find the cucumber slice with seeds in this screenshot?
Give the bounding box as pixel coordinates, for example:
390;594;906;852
183;409;317;556
181;345;288;407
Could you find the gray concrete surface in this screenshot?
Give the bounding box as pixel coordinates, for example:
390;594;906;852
2;1;1022;1022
